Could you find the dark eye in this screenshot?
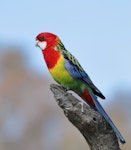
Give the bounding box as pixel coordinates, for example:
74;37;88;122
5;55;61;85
39;36;45;41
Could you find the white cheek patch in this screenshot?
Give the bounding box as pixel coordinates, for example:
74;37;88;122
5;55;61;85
38;41;47;50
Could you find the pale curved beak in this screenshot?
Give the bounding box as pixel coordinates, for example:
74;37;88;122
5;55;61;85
35;41;47;50
35;40;39;47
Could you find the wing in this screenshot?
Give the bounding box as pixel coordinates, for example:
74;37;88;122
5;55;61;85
62;50;105;99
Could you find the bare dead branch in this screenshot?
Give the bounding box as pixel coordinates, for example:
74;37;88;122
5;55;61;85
50;84;121;150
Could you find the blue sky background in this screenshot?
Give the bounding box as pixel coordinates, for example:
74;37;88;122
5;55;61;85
1;0;131;97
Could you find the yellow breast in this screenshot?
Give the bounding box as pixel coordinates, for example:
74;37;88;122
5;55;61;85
49;55;74;85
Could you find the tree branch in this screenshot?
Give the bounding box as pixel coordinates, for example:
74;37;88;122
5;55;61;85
50;84;121;150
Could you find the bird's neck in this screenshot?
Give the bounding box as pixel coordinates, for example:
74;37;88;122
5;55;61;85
42;47;60;69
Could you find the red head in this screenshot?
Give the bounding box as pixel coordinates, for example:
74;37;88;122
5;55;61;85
35;32;58;50
35;32;63;69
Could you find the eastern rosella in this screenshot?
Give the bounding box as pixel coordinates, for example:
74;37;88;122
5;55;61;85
35;32;125;144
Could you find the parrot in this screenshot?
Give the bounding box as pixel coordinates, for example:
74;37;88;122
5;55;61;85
35;32;125;144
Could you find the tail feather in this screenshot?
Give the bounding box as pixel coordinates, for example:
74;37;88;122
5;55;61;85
90;93;126;144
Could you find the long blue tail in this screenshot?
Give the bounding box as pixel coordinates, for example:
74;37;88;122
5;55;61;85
91;93;126;144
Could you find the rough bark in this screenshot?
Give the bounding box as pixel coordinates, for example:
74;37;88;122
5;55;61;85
50;84;121;150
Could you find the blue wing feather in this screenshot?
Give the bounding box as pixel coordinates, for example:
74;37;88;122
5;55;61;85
90;93;126;144
62;51;105;99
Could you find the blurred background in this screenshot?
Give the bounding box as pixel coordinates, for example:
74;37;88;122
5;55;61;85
0;0;131;149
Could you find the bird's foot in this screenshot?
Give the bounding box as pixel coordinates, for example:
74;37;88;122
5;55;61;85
77;101;85;113
61;86;69;91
